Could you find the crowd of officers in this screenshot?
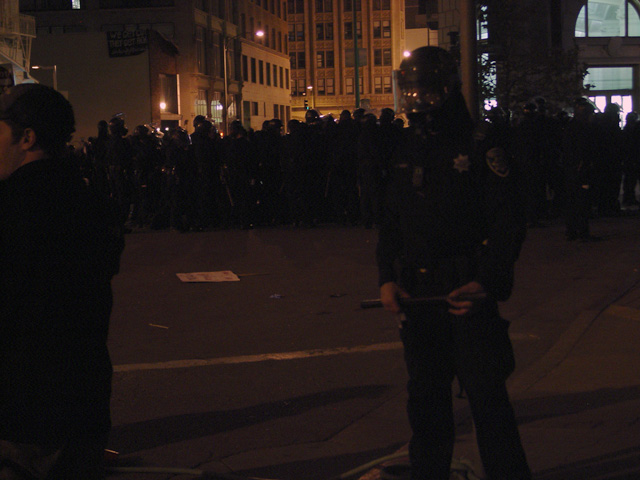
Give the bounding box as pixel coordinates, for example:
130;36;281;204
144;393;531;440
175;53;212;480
76;97;638;235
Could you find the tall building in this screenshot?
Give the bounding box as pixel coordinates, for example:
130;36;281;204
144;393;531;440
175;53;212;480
288;0;411;119
19;0;290;143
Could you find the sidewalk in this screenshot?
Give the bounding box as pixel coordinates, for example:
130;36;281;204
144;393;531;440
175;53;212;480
368;247;640;479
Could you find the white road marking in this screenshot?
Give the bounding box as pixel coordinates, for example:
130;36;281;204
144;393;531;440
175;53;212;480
113;342;404;373
114;329;543;374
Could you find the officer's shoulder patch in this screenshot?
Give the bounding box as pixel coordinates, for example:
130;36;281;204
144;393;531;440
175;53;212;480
485;147;510;177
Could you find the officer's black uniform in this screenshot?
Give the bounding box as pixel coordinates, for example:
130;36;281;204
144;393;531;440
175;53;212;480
376;47;531;480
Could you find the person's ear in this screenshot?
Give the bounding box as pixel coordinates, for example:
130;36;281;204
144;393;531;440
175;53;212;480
21;128;37;151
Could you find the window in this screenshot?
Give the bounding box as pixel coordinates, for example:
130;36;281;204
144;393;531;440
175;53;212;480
273;64;278;87
280;66;284;88
292;79;306;96
383;48;391;65
346;77;354;94
326;50;334;68
212;0;225;17
251;57;257;82
317;78;326;95
227;41;237;80
211;92;223;126
266;62;272;85
347;21;363;39
345;22;353;39
259;60;264;84
316;23;333;40
285;68;290;88
374;48;391;66
159;74;178;114
374;77;382;94
384;76;392;93
326;78;335;95
242;55;249;81
196;89;208;116
316;51;334;68
211;31;222;76
252;102;259;115
382;20;391;38
296;23;305;41
372;0;390;9
576;0;640;37
196;26;206;74
297;51;306;69
274;104;280;117
585;66;634;90
98;0;173;7
288;24;295;42
290;52;297;69
373;20;381;38
315;0;333;12
325;23;334;39
21;0;87;10
344;0;361;11
288;0;304;14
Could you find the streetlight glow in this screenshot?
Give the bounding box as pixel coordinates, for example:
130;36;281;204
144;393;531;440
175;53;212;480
31;64;58;91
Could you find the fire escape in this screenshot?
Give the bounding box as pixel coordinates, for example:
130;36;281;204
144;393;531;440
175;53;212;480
0;0;36;84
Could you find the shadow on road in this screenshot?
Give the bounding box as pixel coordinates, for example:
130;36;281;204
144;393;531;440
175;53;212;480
110;384;391;453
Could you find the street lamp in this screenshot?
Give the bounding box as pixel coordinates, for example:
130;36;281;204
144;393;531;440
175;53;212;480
307;85;314;110
223;29;264;135
31;65;58;91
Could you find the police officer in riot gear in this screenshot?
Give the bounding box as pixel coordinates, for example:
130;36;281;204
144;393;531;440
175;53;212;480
377;47;531;480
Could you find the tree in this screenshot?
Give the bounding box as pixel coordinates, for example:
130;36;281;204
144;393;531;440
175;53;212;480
477;0;588;113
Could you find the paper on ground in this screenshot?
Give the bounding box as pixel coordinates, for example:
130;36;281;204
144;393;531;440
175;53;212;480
176;271;240;282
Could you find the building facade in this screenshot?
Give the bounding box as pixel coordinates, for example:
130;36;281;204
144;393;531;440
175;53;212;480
438;0;640;118
20;0;290;143
288;0;410;119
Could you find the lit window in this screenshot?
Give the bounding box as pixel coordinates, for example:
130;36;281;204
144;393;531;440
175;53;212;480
585;66;633;90
575;0;640;37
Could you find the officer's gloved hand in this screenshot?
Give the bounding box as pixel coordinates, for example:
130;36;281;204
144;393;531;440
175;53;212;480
380;282;410;314
447;281;486;316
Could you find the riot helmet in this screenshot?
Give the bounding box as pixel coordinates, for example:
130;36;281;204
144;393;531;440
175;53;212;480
396;46;461;116
305;109;320;124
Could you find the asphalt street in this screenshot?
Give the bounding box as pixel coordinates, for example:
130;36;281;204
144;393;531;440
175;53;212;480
105;214;640;480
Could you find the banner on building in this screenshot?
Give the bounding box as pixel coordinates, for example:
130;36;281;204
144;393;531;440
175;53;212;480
107;30;148;57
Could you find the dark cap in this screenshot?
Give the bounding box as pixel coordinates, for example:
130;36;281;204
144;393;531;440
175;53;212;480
0;83;75;154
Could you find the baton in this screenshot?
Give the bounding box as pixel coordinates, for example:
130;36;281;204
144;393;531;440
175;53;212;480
360;293;487;309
